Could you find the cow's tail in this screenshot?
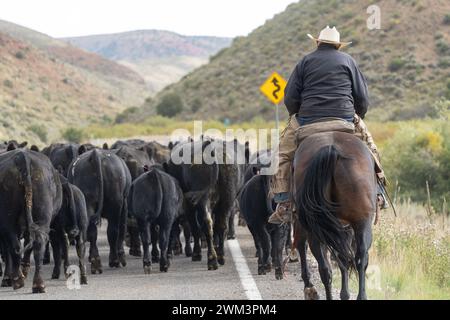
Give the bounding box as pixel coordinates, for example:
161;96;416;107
64;182;80;238
92;149;104;226
146;169;163;218
14;152;42;252
296;145;355;271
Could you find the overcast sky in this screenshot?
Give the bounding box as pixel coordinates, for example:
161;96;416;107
0;0;298;38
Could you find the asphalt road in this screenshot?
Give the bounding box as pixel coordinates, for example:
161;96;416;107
0;221;337;300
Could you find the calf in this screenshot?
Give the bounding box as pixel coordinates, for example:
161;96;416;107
238;174;289;280
48;176;88;284
130;167;183;273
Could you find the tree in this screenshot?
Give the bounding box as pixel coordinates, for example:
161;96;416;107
156;93;184;118
62;127;84;143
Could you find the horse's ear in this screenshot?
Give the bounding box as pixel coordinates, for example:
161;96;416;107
103;143;109;150
30;145;40;152
78;145;87;155
7;143;16;151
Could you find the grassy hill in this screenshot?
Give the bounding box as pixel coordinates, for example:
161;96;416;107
0;20;148;145
130;0;450;123
63;31;232;93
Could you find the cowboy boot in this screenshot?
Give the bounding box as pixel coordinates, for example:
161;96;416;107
268;201;292;225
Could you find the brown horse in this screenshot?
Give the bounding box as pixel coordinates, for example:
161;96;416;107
293;131;377;300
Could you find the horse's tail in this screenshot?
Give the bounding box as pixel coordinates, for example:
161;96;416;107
296;145;355;270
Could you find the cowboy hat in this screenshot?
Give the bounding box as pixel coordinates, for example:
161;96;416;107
307;26;352;48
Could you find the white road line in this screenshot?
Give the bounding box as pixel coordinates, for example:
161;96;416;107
227;239;262;300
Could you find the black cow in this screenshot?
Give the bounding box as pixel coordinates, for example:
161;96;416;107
42;143;79;176
0;147;62;293
238;174;289;280
164;139;245;269
47;176;88;284
67;147;131;274
129;167;183;273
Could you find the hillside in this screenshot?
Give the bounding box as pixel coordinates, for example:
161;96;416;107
131;0;450;123
0;20;148;144
63;31;232;93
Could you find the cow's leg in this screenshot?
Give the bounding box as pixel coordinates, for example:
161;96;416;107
168;221;182;257
247;224;264;275
128;224;142;257
62;233;71;278
212;208;229;266
75;235;88;285
32;233;47;293
1;249;12;287
107;214;121;268
186;207;202;261
255;224;271;273
118;201;127;267
21;233;32;278
50;230;62;279
198;203;218;271
159;219;174;272
227;207;236;240
309;236;333;300
150;223;160;263
138;218;151;274
87;220;102;274
272;224;288;280
43;241;51;265
182;218;193;257
5;233;24;290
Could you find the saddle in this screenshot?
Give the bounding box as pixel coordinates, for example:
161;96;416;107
294;117;355;145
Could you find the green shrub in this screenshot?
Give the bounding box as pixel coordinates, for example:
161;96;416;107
3;79;13;88
389;58;407;72
115;106;138;124
62;127;84;143
28;124;47;143
436;40;450;55
443;14;450;25
156;93;184;118
15;51;25;59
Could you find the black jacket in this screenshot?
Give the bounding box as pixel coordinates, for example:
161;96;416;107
284;43;369;119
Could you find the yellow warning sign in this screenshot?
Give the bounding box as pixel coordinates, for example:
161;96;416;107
260;72;287;105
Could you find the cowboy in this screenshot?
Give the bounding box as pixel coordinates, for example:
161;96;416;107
268;26;388;225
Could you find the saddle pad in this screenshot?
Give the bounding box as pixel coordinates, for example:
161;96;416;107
295;118;355;145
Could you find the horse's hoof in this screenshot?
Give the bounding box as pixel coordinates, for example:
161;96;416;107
32;285;46;294
13;277;25;290
217;256;225;266
129;248;142;257
304;287;320;300
192;253;202;262
185;246;193;257
1;278;12;287
275;267;283;280
80;275;88;285
208;257;218;271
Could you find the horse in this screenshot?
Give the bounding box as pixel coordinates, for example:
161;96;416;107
293;131;377;300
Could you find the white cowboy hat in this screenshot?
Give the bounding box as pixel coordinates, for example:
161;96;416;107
307;26;352;48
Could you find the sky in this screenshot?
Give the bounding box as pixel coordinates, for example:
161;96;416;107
0;0;298;38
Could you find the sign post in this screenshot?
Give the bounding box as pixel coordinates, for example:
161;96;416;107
260;72;287;131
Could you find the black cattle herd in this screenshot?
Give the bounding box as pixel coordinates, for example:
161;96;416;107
0;138;291;294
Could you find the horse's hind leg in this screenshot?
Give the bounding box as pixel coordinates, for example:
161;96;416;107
354;221;372;300
309;236;333;300
297;226;319;300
